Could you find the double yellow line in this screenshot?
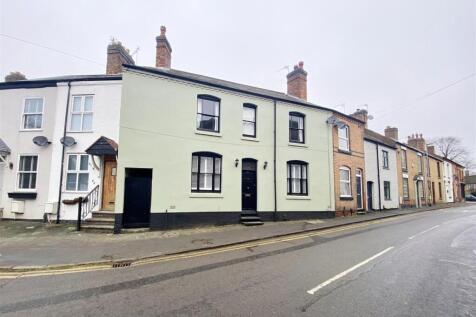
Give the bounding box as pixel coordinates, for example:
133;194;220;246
0;213;419;279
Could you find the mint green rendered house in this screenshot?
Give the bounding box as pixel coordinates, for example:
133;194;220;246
112;61;346;231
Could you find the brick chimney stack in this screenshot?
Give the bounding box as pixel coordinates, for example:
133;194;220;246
427;145;435;155
156;26;172;68
287;61;307;100
351;109;369;128
106;40;135;75
384;126;399;140
408;133;427;152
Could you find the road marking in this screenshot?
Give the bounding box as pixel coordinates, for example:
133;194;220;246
1;213;423;279
306;246;394;295
408;225;440;240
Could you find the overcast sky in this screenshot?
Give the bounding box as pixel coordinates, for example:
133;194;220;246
1;0;475;164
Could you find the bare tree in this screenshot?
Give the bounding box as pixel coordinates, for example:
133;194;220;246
430;136;475;170
4;71;27;82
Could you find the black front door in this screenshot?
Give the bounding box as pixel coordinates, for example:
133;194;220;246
367;181;373;210
242;159;257;211
123;168;152;228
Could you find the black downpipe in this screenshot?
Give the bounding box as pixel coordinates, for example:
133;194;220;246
56;82;72;223
375;143;382;210
273;99;277;221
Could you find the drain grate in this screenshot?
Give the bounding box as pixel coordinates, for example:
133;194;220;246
112;261;133;268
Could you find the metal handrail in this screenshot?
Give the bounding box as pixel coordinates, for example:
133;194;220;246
81;185;100;220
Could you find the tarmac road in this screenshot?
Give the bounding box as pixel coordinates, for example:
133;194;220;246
1;204;475;316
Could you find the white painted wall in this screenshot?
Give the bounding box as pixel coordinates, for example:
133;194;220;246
364;140;399;210
0;80;121;220
443;161;454;203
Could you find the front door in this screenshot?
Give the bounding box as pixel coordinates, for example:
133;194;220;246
432;182;436;204
242;159;257;211
356;170;363;210
367;181;373;210
102;158;117;211
123;168;152;228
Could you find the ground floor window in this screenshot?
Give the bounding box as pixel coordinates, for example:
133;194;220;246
438;182;442;199
384;181;391;200
402;178;409;198
339;167;351;197
18;155;38;189
191;152;222;192
66;154;89;191
287;161;308;195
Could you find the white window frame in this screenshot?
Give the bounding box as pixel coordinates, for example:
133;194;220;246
69;95;94;132
338;125;350;151
382;150;389;169
16;154;39;191
384;181;391;200
339;166;352;197
65;153;90;192
402;177;409;198
20;97;44;131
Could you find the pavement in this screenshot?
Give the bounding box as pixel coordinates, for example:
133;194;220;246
0;203;466;269
0;203;474;316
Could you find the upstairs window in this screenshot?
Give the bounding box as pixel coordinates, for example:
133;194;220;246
382;150;389;169
418;155;423;174
287;161;308;195
18;155;38;189
70;95;93;132
197;95;220;133
339;167;352;197
338;125;350;151
401;149;408;170
191;152;222;192
22;98;43;130
242;104;256;137
289;112;305;143
66;154;89;191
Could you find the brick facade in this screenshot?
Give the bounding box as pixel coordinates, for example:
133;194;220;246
156;26;172;68
332;114;366;216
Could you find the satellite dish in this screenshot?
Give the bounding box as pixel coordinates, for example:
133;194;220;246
326;116;338;125
32;136;51;146
60;136;76;147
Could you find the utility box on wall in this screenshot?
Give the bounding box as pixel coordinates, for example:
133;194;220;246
44;202;58;214
11;200;25;214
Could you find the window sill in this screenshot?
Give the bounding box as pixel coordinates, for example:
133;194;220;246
195;130;222;137
288;142;308;148
338;149;352;155
286;195;310;200
241;136;259;142
339;196;353;201
19;129;43;132
189;193;223;198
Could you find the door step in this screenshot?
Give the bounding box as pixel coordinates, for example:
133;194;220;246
81;223;114;233
240;214;264;226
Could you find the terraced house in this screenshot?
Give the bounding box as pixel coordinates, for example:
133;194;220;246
329;109;366;216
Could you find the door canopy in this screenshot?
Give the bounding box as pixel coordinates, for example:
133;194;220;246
85;136;118;156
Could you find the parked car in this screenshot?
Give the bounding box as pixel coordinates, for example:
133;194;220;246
465;195;476;202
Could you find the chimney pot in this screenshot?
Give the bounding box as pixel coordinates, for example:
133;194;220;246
160;25;166;36
298;61;304;68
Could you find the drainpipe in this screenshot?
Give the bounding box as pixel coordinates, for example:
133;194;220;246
375;143;382;210
273;99;277;221
56;82;72;223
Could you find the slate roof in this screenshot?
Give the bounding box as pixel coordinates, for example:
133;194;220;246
364;129;397;149
123;64;365;124
0;74;121;90
0;138;11;155
85;136;118;156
